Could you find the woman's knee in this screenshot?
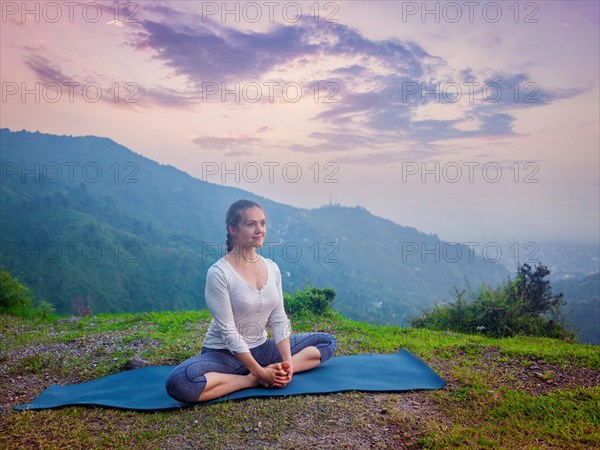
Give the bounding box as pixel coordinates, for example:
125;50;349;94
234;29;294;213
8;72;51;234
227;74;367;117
165;367;206;403
316;332;337;363
292;331;337;363
310;331;336;347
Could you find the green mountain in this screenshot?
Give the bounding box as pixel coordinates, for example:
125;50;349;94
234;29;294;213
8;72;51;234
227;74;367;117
1;128;510;324
554;273;600;345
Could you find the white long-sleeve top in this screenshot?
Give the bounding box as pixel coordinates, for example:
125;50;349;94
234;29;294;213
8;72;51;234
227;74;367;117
202;255;291;354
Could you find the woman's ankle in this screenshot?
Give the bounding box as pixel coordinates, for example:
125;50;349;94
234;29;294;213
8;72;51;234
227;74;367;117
246;372;260;387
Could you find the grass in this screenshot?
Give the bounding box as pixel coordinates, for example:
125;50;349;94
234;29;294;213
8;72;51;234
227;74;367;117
419;386;600;449
1;309;599;449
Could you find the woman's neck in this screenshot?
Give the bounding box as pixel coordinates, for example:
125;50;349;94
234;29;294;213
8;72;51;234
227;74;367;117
228;245;260;264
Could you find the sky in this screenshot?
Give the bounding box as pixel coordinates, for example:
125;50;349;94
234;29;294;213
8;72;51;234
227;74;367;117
1;0;599;249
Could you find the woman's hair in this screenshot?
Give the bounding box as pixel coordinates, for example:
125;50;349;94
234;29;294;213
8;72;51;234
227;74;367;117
225;199;265;252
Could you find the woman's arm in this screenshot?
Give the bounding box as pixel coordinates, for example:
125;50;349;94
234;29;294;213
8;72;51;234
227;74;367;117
205;266;250;354
275;337;293;384
277;337;292;363
268;262;293;384
267;262;292;348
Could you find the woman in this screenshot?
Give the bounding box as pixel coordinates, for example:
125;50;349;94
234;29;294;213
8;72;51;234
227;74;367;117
165;199;337;403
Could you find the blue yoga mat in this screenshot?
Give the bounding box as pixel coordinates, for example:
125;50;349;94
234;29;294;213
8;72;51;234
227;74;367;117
15;349;445;411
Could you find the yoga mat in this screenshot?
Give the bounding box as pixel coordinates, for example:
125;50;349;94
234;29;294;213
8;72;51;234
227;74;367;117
15;349;445;411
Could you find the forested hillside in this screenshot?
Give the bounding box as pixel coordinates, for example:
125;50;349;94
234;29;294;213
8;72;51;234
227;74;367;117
555;273;600;345
0;127;553;325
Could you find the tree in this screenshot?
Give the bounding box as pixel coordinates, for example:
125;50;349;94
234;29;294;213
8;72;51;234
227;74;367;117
514;263;565;317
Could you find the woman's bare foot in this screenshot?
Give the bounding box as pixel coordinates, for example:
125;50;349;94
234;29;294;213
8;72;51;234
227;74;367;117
245;372;261;387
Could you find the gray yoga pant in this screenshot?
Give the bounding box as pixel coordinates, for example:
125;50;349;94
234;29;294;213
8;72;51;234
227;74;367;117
165;332;337;403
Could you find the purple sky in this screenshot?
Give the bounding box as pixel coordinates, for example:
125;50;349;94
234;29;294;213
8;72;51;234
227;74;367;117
1;1;598;245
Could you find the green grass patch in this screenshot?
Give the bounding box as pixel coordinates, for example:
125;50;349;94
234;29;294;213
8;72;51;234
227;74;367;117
421;386;600;449
2;308;599;449
493;335;600;369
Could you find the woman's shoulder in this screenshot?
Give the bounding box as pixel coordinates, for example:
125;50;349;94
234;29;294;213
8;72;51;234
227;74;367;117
207;257;229;276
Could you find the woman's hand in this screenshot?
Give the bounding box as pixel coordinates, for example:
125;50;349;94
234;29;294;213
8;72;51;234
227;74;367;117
268;361;293;388
279;360;293;384
235;351;293;388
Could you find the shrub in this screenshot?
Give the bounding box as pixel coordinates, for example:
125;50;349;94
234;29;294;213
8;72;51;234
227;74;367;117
284;285;335;316
410;263;573;340
0;267;55;319
0;267;34;317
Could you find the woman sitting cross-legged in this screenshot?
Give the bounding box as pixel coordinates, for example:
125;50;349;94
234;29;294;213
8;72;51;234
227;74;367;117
165;199;337;403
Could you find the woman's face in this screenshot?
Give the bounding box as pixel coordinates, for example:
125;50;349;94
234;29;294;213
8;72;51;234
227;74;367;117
229;206;266;250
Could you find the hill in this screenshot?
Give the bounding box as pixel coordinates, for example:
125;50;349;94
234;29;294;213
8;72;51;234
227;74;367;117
1;310;598;448
554;273;600;345
0;128;509;325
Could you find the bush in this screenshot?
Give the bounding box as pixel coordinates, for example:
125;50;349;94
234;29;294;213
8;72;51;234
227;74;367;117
0;267;55;319
410;263;573;340
284;285;335;316
0;267;34;317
